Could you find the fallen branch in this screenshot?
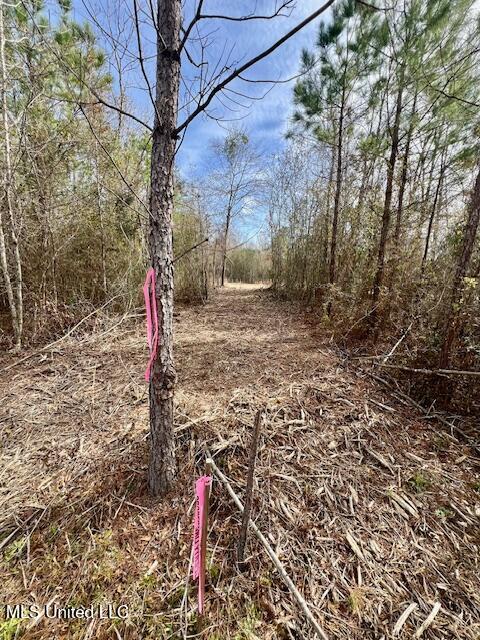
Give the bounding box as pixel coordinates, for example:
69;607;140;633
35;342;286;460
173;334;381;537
379;363;480;377
381;322;413;363
207;457;329;640
367;372;480;455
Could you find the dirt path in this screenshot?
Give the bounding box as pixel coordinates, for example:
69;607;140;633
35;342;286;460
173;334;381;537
176;283;329;398
1;285;479;639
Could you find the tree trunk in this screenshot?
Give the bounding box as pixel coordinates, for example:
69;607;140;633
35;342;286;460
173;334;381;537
421;156;445;271
371;70;404;320
439;165;480;369
221;205;232;287
212;238;217;288
329;82;345;287
0;1;22;348
148;0;181;496
322;142;335;281
95;145;108;295
392;89;417;251
387;89;417;298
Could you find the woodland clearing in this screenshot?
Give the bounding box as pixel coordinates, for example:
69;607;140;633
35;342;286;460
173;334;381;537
0;284;479;640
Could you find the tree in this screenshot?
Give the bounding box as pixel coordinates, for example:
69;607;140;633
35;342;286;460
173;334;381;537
147;0;336;495
207;130;259;287
439;164;480;368
268;140;327;298
0;0;148;344
0;0;22;348
370;0;475;328
292;0;376;300
268;0;479;386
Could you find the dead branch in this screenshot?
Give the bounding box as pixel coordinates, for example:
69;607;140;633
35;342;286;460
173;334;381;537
378;363;480;377
237;409;263;565
78;104;150;219
0;294;122;373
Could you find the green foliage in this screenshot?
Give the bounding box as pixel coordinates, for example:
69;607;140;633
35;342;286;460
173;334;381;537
275;0;480;414
234;604;262;640
227;248;271;284
3;538;27;563
0;0;151;345
435;506;454;520
224;130;249;159
0;619;22;640
407;472;431;493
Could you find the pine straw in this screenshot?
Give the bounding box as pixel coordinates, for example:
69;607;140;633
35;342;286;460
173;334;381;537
0;284;479;639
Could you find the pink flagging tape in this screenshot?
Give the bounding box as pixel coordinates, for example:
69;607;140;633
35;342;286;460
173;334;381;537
143;267;158;382
192;475;212;614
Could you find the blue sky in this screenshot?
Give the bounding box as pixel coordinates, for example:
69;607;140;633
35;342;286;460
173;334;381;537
176;0;331;178
71;1;331;174
70;1;333;243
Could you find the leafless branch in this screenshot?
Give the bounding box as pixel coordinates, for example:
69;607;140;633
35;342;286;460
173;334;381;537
173;237;209;262
197;2;295;24
78;104;150;219
21;1;153;132
179;0;206;52
132;0;160;120
175;0;336;136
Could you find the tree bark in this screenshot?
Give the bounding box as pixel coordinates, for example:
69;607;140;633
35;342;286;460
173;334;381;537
212;238;217;288
439;165;480;369
387;89;417;299
392;89;417;251
95;144;108;295
322;140;335;282
148;0;181;496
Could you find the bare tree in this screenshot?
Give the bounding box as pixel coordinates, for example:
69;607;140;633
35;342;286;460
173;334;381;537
147;0;335;495
207;129;260;287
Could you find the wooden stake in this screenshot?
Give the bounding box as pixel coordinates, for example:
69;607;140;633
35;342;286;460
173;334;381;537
207;457;329;640
237;409;263;566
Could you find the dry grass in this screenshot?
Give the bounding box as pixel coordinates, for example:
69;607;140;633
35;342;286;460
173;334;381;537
0;285;479;639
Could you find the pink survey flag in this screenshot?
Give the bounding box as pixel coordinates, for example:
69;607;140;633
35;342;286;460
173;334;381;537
143;267;158;381
192;475;212;614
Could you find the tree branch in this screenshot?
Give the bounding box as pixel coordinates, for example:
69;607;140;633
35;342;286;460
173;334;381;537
173;237;209;262
78;104;150;218
197;2;295;23
179;0;206;52
21;1;152;132
175;0;336;136
132;0;160;121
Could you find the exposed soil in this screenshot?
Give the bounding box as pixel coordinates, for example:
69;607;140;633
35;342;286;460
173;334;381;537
0;284;479;639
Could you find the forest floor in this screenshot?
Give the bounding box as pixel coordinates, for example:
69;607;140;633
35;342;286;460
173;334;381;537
0;284;479;640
